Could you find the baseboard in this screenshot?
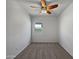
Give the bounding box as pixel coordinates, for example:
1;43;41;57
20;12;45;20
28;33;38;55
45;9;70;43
58;43;73;57
6;41;31;59
6;55;16;59
14;41;31;58
31;42;58;44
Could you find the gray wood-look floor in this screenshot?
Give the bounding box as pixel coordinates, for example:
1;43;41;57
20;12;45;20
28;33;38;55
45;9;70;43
15;43;73;59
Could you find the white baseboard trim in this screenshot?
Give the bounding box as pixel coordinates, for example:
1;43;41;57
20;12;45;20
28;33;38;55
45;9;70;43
6;55;16;59
6;41;31;59
59;43;73;56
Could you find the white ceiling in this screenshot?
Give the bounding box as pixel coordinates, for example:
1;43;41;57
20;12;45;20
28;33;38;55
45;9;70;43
18;0;73;16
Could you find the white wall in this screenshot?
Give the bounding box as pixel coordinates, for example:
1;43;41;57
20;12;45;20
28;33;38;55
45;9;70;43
31;16;58;42
59;3;73;56
6;0;31;59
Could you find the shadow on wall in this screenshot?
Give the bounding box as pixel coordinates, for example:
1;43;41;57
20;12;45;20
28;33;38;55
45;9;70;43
59;3;73;56
6;0;31;59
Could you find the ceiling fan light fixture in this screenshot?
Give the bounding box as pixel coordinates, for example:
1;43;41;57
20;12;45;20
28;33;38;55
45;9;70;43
41;9;47;13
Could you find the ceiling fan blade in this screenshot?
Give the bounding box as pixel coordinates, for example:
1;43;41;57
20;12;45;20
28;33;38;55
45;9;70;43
41;0;47;8
47;4;58;10
46;10;51;14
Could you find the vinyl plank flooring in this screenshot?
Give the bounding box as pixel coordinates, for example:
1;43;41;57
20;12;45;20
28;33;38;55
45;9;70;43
15;43;73;59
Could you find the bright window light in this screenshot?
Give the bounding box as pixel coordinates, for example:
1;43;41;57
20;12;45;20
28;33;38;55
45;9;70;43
41;10;47;13
35;23;42;29
34;23;43;32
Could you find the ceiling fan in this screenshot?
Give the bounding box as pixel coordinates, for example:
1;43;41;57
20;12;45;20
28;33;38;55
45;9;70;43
30;0;58;15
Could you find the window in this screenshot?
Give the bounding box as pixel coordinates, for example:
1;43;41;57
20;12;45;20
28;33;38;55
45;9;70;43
34;23;43;32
